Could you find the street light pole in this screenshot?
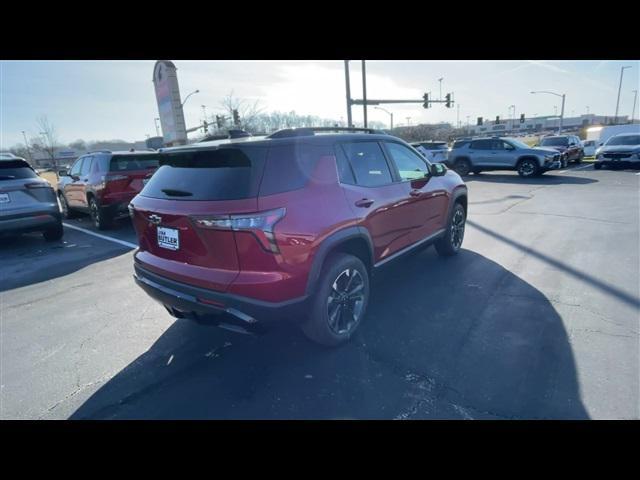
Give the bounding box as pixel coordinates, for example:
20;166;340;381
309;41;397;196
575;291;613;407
154;118;161;137
614;65;632;123
374;106;393;130
181;89;200;108
531;91;565;135
631;90;638;123
438;78;443;100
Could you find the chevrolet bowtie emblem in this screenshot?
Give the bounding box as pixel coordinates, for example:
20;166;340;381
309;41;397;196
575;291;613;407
148;214;162;225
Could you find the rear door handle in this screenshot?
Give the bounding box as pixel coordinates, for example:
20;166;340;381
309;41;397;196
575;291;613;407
409;189;423;197
355;198;374;208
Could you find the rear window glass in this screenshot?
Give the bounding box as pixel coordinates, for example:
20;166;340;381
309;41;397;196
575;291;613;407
540;137;568;146
418;143;447;150
0;161;38;180
110;154;160;172
259;143;330;196
141;146;267;201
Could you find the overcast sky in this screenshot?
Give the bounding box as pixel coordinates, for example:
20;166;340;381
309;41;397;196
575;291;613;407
1;60;638;147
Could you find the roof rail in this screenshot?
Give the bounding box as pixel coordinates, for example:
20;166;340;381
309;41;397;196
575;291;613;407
87;150;112;154
266;127;386;139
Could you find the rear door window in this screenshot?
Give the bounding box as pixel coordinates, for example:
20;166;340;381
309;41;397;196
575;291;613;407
470;139;493;150
340;142;393;187
259;143;330;196
110;154;160;172
142;146;267;201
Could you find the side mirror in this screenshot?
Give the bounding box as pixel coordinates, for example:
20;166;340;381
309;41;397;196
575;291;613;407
430;163;447;177
599;142;604;146
58;169;68;177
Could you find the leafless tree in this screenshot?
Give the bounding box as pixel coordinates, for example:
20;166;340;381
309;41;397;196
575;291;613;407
219;91;263;132
35;116;60;174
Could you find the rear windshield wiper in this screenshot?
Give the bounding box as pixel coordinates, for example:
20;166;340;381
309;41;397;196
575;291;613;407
161;188;193;197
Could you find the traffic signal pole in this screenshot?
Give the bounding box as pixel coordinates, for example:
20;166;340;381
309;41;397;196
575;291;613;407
344;60;453;128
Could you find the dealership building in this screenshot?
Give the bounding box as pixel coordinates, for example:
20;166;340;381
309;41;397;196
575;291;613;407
466;114;631;136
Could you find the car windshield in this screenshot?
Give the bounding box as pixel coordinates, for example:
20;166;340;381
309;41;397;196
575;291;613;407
606;135;640;146
540;137;568;146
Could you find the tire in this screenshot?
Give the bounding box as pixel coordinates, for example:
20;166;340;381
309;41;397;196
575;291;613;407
301;253;370;347
89;197;112;230
575;153;583;164
57;191;75;219
43;222;64;241
472;168;483;175
517;158;539;177
435;202;466;257
453;158;472;176
594;162;602;170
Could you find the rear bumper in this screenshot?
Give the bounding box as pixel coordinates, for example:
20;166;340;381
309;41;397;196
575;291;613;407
133;262;310;333
0;209;61;235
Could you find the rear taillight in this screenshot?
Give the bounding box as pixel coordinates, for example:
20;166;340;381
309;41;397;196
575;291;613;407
191;208;286;253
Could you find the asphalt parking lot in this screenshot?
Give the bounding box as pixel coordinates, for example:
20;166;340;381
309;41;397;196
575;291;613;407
1;164;638;419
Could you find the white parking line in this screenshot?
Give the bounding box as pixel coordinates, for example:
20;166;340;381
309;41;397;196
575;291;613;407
558;164;593;173
63;223;137;249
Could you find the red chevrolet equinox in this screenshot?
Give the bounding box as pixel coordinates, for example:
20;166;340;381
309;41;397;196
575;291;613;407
130;128;468;346
57;150;159;230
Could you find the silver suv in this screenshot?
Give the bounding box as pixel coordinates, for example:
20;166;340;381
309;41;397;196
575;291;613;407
0;157;63;240
448;137;562;177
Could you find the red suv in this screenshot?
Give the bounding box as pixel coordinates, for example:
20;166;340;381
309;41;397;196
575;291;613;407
130;128;468;346
57;150;159;229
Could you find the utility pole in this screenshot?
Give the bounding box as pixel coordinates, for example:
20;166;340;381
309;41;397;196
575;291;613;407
614;65;632;123
456;103;460;128
362;60;368;128
438;78;443;100
406;117;411;126
344;61;353;127
631;90;638;123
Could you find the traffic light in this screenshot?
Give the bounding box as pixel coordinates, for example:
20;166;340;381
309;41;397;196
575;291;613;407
477;117;483;126
423;93;430;109
520;113;525;123
233;109;240;126
496;116;500;124
445;93;452;108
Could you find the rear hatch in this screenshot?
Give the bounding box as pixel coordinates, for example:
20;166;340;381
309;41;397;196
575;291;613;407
130;145;268;292
103;154;160;199
0;160;56;216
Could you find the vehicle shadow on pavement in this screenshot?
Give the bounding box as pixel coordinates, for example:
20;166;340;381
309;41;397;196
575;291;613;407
463;173;597;185
0;232;131;292
70;248;589;420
